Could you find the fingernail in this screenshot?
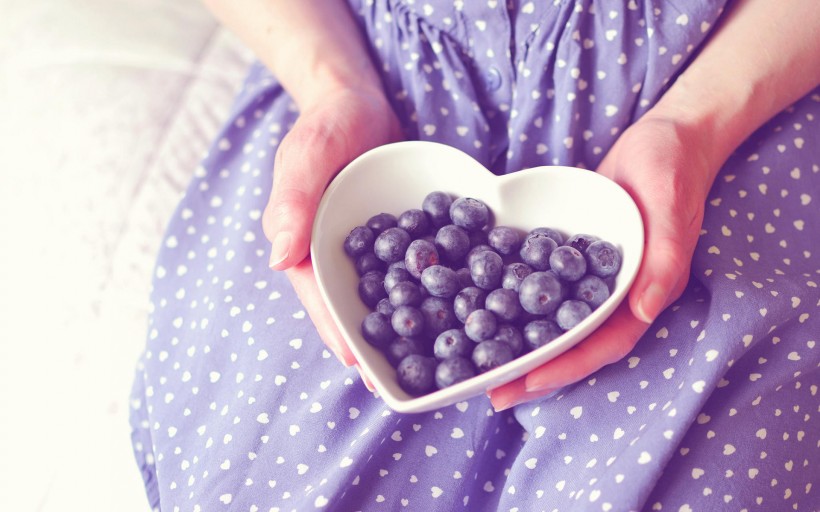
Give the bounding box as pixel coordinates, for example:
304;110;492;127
637;283;667;324
268;231;292;269
524;380;558;394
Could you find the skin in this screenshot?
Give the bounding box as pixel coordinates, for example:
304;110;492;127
202;0;820;409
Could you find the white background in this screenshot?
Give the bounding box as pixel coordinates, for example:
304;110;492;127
0;1;253;510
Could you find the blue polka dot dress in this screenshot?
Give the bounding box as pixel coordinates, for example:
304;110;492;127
130;1;819;510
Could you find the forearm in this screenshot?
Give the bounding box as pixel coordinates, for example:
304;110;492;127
201;0;383;109
650;0;820;179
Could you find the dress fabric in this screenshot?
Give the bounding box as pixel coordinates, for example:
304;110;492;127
129;1;819;510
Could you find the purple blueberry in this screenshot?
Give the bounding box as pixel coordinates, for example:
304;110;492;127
366;213;398;234
374;227;412;263
455;267;474;289
361;312;395;349
585;240;622;278
396;354;436;396
522;319;563;350
403;238;439;279
398;208;432;238
464;309;498;342
572;274;610;308
391;305;426;337
484;288;523;323
555;300;592;331
449;197;489;232
466;244;495;268
487;226;521;256
376;298;396;316
355;252;385;276
502;262;534;292
358;270;387;307
519;232;558;271
469;250;504;290
389;281;424;307
386;337;426;367
420;265;460;298
530;227;564;246
435;357;476;388
566;233;600;253
422;191;453;228
472;340;514;373
344;225;375;258
492;324;524;357
549;245;587;282
434;224;471;263
420;296;458;338
384;266;413;293
518;271;564;315
453;286;488;324
433;328;473;360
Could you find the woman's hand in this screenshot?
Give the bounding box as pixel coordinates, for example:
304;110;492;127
264;86;403;367
488;112;713;411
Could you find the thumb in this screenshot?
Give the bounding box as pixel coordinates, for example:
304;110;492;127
264;123;350;270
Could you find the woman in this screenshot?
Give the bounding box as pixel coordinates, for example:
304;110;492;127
130;1;819;510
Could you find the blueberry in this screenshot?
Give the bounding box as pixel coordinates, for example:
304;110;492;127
468;229;489;248
366;213;398;235
555;300;592;331
420;265;460;298
355;251;385;276
358;270;387;307
376;298;396;316
433;328;473;360
455;267;474;289
501;262;533;292
453;286;488;324
518;271;564;315
361;312;395;349
344;225;375;258
389;281;424;307
549;245;587;282
398;208;432;238
466;244;495;269
396;354;436;396
384;266;413;293
434;224;471;263
572;274;610;308
469;250;504;290
435;357;476;388
387;260;407;272
566;233;600;253
374;227;411;263
530;227;564;246
422;191;453;228
484;288;523;323
519;232;557;271
420;296;458;338
386;337;426;367
585;240;621;278
522;319;563;350
464;309;498;342
472;340;514;373
449;197;489;231
404;238;439;279
492;324;524;356
391;305;426;337
487;226;521;256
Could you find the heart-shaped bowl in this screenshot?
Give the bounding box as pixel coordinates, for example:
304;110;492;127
311;141;643;413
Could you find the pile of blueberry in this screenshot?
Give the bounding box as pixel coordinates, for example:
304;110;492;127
343;191;621;397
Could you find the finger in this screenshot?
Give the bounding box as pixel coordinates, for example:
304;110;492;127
265;121;349;270
285;258;357;366
489;377;557;412
521;302;649;394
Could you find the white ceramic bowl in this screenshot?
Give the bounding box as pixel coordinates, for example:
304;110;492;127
311;141;643;413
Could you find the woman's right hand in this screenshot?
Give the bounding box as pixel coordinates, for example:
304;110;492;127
263;85;403;367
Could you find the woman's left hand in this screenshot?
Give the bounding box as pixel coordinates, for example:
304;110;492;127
488;112;715;411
